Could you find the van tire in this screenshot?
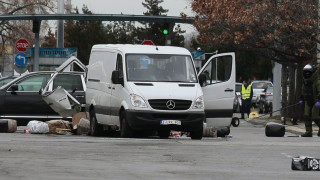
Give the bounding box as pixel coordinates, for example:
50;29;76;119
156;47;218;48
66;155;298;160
190;126;203;140
90;110;103;136
120;111;134;138
158;130;170;139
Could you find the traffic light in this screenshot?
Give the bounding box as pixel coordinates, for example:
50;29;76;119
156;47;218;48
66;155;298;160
163;22;169;35
32;20;41;33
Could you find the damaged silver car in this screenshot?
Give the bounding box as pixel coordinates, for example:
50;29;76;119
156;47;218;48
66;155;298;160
41;56;87;118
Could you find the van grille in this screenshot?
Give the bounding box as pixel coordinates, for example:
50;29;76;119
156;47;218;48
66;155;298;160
148;99;192;110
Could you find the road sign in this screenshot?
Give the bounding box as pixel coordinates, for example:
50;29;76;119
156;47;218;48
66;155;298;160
16;38;29;52
141;40;155;45
26;48;77;58
15;52;29;67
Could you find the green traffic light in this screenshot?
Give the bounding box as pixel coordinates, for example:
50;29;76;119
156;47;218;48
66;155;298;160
163;29;168;35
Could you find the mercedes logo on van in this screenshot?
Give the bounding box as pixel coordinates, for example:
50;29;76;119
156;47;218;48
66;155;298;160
166;100;175;109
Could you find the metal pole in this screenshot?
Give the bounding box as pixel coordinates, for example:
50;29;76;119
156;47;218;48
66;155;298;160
57;0;64;48
34;32;40;71
273;62;282;115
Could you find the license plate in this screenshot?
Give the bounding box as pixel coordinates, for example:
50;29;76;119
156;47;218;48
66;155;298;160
160;120;181;125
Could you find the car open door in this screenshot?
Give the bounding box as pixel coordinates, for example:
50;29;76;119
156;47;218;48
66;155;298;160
198;52;235;129
41;56;87;117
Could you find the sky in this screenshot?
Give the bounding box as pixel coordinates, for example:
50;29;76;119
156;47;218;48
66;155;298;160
70;0;197;36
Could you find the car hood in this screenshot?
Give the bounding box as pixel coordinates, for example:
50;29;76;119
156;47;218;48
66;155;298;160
127;82;201;100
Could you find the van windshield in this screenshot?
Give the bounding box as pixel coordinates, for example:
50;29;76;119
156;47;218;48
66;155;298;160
126;54;197;83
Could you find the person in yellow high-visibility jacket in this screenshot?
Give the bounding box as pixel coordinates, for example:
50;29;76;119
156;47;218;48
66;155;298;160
241;80;253;119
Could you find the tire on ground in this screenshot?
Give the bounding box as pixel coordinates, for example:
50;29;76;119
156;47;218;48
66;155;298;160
120;111;134;138
190;125;203;140
231;117;240;127
158;130;170;139
90;109;103;136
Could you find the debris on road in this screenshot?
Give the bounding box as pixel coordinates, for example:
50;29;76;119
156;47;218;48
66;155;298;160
292;156;320;171
203;123;217;137
0;119;17;133
265;122;285;137
171;131;181;137
74;118;90;135
47;120;72;134
72;112;87;126
26;120;49;134
55;128;73;135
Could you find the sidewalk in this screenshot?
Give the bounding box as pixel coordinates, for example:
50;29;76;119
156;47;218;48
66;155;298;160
243;116;319;136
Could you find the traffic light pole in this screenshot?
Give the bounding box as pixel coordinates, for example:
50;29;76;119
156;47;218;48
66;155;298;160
34;31;39;71
165;23;175;46
32;19;41;71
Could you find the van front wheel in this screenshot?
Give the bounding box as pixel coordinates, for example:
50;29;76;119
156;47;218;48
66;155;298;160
190;126;203;140
158;130;170;139
120;111;134;138
90;110;103;136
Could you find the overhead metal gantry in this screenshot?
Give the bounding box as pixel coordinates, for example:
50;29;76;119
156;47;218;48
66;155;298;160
0;14;195;71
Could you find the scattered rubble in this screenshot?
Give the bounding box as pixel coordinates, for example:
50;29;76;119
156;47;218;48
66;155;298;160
0;119;17;133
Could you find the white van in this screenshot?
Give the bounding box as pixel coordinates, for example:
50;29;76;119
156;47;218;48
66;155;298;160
85;44;235;139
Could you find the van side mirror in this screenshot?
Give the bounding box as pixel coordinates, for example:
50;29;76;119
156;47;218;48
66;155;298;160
111;70;124;86
198;74;206;87
9;84;18;91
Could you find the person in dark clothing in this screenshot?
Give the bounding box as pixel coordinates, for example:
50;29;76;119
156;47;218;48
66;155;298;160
299;64;320;137
241;80;253;119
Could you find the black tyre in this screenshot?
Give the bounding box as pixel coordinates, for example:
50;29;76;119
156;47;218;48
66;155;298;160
217;127;230;137
158;130;171;139
90;109;103;136
231;117;240;127
120;111;134;138
190;126;203;140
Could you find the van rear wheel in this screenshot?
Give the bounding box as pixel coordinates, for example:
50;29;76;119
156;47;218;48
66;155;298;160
90;110;103;136
120;111;134;138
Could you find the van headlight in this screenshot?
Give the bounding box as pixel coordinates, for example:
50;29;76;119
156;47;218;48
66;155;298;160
193;95;204;109
130;94;147;108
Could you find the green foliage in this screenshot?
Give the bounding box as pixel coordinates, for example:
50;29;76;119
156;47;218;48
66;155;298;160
42;0;187;65
64;6;107;65
62;6;136;65
133;0;185;46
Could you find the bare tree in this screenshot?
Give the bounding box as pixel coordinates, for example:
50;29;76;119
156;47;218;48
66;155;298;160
0;0;55;54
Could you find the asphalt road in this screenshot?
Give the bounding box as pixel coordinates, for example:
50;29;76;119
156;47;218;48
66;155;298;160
0;120;319;180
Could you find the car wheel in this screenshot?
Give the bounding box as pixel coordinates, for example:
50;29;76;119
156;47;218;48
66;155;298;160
120;111;134;138
90;109;103;136
190;126;203;140
158;130;170;139
231;117;240;127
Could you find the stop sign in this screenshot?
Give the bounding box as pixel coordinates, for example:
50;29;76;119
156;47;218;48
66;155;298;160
141;40;155;45
15;38;29;52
